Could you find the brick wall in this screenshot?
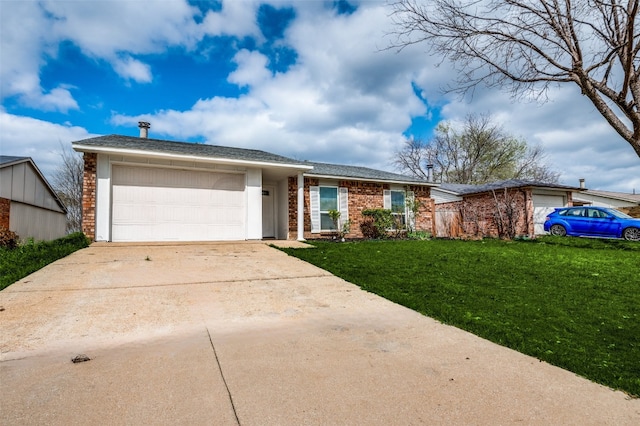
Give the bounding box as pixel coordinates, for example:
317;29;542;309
82;152;97;241
287;177;435;240
435;188;534;239
0;197;10;230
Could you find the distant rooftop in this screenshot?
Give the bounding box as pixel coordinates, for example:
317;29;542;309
437;179;581;195
0;156;30;167
577;189;640;204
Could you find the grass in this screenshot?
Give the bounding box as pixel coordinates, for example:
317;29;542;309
0;232;90;290
281;236;640;397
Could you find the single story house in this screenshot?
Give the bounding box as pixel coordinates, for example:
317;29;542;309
72;132;436;242
431;180;581;238
571;180;640;217
0;156;68;241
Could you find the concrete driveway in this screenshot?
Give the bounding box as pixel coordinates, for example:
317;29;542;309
1;242;638;425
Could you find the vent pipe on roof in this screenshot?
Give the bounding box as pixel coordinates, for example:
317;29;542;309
426;164;434;183
138;121;150;138
579;178;585;189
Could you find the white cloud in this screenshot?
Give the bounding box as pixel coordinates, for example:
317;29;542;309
199;0;263;40
111;3;428;171
113;56;153;84
0;109;95;180
4;0;639;194
228;50;271;87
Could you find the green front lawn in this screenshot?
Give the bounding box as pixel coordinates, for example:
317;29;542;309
281;237;640;397
0;232;90;291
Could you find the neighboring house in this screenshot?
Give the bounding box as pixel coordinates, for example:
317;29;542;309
571;184;640;217
72;131;436;242
0;156;68;241
431;179;581;238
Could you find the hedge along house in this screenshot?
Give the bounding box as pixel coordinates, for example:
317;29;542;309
431;180;581;238
73;127;436;242
0;156;67;241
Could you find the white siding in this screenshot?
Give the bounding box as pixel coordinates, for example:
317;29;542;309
573;193;638;208
532;193;567;235
111;165;246;242
431;188;463;204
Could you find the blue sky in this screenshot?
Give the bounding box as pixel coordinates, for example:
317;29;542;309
1;0;639;192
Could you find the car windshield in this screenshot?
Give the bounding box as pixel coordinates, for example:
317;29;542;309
606;209;633;219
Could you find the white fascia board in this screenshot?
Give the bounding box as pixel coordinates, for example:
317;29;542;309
72;144;314;172
304;173;438;187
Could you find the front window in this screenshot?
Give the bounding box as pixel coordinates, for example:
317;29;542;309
391;190;406;225
320;186;338;230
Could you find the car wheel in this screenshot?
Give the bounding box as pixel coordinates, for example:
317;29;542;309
549;224;567;237
622;227;640;241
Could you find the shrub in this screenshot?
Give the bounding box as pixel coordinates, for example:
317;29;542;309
0;227;19;249
361;209;395;239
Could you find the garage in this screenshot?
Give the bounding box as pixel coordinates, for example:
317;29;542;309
111;165;246;242
533;193;566;234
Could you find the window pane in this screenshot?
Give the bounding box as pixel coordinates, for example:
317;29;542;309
391;191;405;213
321;213;336;230
320;187;338;211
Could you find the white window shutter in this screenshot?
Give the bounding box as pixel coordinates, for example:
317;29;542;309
383;190;391;209
406;190;416;230
339;187;349;228
310;186;320;233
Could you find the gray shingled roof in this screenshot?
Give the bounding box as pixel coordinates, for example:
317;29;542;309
73;135;306;166
0;156;30;167
73;134;431;184
439;179;580;195
303;161;430;184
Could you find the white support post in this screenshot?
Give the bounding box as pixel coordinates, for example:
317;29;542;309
297;172;305;241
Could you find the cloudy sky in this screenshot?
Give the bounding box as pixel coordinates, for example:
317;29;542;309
1;0;639;192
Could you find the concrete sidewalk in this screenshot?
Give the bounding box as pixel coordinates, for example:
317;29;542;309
1;242;638;425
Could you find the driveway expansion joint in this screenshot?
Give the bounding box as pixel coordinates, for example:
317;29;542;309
206;327;241;426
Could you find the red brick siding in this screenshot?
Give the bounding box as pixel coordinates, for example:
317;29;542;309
0;197;10;230
435;188;534;238
82;152;97;241
287;177;435;240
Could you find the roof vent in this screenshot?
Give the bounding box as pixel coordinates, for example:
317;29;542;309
138;121;150;138
579;178;585;189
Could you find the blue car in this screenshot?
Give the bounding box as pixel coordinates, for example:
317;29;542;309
543;206;640;241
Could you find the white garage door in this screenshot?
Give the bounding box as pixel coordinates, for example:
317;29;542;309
111;165;246;242
533;194;566;235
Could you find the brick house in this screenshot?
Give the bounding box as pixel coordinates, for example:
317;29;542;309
73;131;436;242
431;180;581;238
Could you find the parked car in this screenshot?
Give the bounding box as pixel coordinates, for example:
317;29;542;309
544;206;640;241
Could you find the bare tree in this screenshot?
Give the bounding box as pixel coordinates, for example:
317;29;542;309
389;0;640;158
51;144;83;233
395;113;560;183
